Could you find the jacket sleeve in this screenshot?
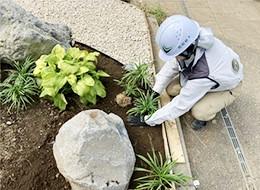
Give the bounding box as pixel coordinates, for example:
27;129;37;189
152;59;179;94
145;78;216;126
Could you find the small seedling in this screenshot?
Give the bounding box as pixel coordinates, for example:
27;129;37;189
116;63;152;92
0;57;39;112
148;5;167;25
127;90;159;116
135;148;191;190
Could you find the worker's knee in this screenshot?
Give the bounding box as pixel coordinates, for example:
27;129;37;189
166;83;181;97
191;104;216;121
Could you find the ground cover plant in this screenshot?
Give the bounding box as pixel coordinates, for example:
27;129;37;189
117;63;158;116
33;44;109;110
127;90;159;116
0;57;39;112
135;148;191;189
116;63;152;96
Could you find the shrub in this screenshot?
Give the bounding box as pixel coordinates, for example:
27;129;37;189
34;44;109;110
0;57;39;112
135;149;191;190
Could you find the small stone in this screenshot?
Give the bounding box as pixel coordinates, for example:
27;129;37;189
115;93;132;107
6;121;12;125
55;173;60;178
212;119;217;125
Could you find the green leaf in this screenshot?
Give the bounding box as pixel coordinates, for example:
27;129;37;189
96;70;110;77
84;52;100;62
67;74;77;86
80;88;97;104
46;54;59;69
51;44;65;59
72;78;92;96
58;60;80;74
94;80;106;98
53;93;67;110
82;61;96;71
82;75;95;86
41;71;67;96
77;65;89;75
34;55;48;77
40;87;56;97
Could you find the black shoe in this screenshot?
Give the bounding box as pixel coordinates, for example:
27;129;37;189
192;120;207;130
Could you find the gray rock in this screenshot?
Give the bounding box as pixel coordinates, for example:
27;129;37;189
0;0;71;64
53;109;136;190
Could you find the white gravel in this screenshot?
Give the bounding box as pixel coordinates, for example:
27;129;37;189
15;0;153;65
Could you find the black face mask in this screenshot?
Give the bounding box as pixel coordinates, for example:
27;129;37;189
179;44;196;59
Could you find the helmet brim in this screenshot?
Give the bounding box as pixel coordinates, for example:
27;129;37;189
159;49;176;62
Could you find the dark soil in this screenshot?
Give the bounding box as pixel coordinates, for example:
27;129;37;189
0;43;164;190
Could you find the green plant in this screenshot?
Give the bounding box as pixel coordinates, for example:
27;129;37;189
148;5;167;25
0;57;39;112
117;63;152;93
33;44;109;111
127;90;159;116
135;149;191;190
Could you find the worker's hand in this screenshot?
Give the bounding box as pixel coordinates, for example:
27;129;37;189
151;91;160;99
147;86;160;99
127;115;149;126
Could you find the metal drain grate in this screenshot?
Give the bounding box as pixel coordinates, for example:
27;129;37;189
221;108;257;190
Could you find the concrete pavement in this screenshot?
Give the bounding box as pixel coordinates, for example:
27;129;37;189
137;0;260;189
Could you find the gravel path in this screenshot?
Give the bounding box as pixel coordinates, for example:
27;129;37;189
15;0;153;65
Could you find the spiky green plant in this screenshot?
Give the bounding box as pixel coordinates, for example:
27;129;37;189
127;90;159;116
148;5;167;25
135;149;191;190
118;63;152;91
0;57;39;112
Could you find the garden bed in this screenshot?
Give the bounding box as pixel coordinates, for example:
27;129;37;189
0;43;164;190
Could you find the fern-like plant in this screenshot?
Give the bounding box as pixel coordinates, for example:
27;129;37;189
135;149;191;190
0;57;39;112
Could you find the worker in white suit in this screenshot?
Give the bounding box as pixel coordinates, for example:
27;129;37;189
128;15;243;130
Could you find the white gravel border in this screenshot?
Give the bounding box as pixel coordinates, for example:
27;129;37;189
15;0;153;65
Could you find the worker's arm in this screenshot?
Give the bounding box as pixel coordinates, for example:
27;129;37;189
145;78;216;126
152;59;179;94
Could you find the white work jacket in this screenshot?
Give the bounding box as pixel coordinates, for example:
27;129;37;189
145;28;243;126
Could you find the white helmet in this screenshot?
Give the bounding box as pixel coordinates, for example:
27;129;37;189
156;15;200;61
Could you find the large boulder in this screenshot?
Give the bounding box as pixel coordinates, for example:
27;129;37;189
53;109;136;190
0;0;71;63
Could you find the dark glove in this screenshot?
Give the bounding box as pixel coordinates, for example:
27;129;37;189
147;86;160;98
152;91;160;99
127;115;148;126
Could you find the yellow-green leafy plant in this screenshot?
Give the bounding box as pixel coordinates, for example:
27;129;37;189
34;44;109;110
135;148;191;190
0;57;39;112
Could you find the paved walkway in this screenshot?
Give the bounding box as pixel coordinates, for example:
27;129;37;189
139;0;260;189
